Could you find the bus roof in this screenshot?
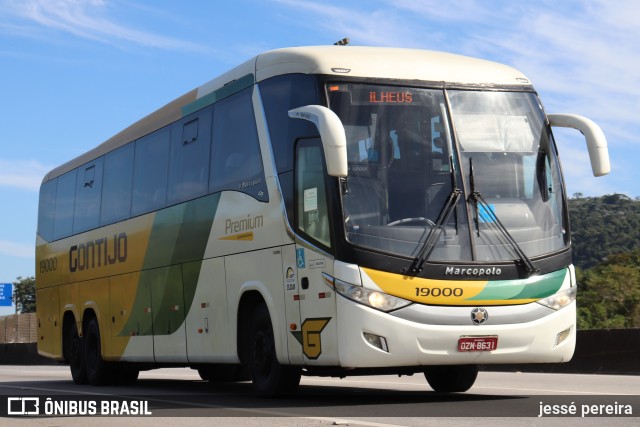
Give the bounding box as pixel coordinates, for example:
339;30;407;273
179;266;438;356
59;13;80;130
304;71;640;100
43;46;531;182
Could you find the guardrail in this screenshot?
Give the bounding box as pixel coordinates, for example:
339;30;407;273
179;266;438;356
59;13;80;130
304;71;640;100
1;314;638;374
482;328;640;375
0;313;54;364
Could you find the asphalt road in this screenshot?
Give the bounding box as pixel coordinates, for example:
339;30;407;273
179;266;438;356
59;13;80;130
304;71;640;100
0;365;638;426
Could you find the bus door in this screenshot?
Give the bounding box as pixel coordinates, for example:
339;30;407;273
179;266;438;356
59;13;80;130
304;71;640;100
292;138;339;365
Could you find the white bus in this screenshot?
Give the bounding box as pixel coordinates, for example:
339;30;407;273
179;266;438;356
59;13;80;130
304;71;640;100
36;46;609;395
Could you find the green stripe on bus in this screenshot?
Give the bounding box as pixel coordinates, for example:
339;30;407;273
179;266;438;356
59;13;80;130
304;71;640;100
467;268;566;302
120;193;220;336
181;73;255;117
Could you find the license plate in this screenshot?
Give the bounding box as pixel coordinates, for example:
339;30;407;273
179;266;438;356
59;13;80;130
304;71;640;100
458;336;498;352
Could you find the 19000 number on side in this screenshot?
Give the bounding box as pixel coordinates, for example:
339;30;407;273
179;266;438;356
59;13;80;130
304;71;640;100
39;257;58;273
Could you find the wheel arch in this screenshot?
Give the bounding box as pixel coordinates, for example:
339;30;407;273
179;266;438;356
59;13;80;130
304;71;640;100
237;290;266;366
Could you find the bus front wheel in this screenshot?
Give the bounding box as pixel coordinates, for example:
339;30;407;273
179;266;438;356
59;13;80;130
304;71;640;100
424;365;478;393
64;321;87;385
248;304;301;396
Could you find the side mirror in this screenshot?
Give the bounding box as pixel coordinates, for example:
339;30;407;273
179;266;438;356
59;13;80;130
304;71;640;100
288;105;348;177
548;113;610;177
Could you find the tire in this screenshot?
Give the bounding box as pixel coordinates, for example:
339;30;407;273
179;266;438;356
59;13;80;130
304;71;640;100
84;317;111;386
64;321;87;385
248;304;300;396
424;365;478;393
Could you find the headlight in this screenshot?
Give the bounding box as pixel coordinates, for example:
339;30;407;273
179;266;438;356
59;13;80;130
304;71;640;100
536;287;576;310
329;276;412;312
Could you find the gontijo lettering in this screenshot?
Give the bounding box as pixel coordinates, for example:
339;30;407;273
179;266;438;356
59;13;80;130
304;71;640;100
69;233;127;273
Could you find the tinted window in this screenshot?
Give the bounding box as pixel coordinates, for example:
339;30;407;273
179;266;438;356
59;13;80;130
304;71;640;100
132;127;170;216
38;179;57;242
52;170;77;240
168;107;213;204
259;74;319;174
210;88;267;201
73;158;104;234
101;143;134;225
296;139;331;248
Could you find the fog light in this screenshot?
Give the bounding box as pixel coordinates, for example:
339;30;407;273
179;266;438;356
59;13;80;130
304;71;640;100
363;332;389;352
554;327;571;347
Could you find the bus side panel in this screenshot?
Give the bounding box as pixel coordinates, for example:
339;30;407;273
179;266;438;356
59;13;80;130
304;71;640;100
36;286;62;359
58;281;81;331
148;265;187;363
295;246;339;366
78;278;110;350
185;258;235;363
108;271;154;362
281;244;303;365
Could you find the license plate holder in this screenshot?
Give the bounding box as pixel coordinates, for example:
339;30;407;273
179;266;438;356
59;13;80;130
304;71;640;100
458;336;498;352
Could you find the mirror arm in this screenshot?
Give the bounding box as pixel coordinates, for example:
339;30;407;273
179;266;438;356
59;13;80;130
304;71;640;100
548;113;610;177
289;105;348;177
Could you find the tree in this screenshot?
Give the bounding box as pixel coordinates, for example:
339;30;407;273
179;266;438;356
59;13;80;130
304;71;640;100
12;276;36;314
576;249;640;329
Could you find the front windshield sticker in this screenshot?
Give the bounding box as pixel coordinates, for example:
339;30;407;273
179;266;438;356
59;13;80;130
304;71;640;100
303;187;318;212
478;203;496;223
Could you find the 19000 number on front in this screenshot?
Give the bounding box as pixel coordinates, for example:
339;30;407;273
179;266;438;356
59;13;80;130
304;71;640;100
415;287;463;297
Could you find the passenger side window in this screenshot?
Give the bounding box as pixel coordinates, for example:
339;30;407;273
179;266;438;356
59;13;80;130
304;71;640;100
73;158;104;234
132;127;170;216
168;107;213;205
101;143;134;226
209;88;267;201
38;179;57;242
295;139;331;248
52;170;77;240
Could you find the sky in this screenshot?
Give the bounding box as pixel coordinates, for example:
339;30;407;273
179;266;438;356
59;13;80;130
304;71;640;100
0;0;638;313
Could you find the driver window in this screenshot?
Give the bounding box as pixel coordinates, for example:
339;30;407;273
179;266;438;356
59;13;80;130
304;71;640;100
295;139;331;248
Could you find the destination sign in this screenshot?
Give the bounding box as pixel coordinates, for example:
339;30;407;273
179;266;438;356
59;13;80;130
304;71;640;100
329;84;438;106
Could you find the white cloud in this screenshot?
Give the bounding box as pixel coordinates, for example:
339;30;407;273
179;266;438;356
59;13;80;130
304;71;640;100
0;159;50;191
0;0;210;52
273;0;428;48
0;240;33;259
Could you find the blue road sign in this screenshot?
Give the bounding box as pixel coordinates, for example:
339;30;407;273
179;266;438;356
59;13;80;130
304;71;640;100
0;283;12;306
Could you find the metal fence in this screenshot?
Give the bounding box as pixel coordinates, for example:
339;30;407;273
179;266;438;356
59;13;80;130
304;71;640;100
0;313;37;344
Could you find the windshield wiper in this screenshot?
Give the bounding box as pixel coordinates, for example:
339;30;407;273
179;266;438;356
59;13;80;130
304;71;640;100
408;156;461;274
468;158;539;277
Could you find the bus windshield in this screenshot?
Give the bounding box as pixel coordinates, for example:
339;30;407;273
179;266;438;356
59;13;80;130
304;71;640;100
328;83;567;263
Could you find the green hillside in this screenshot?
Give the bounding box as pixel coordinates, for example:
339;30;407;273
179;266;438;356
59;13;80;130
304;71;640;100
568;194;640;270
568;194;640;329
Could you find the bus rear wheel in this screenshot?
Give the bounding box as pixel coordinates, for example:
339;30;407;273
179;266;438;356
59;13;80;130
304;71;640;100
424;365;478;393
248;304;300;396
84;317;110;386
